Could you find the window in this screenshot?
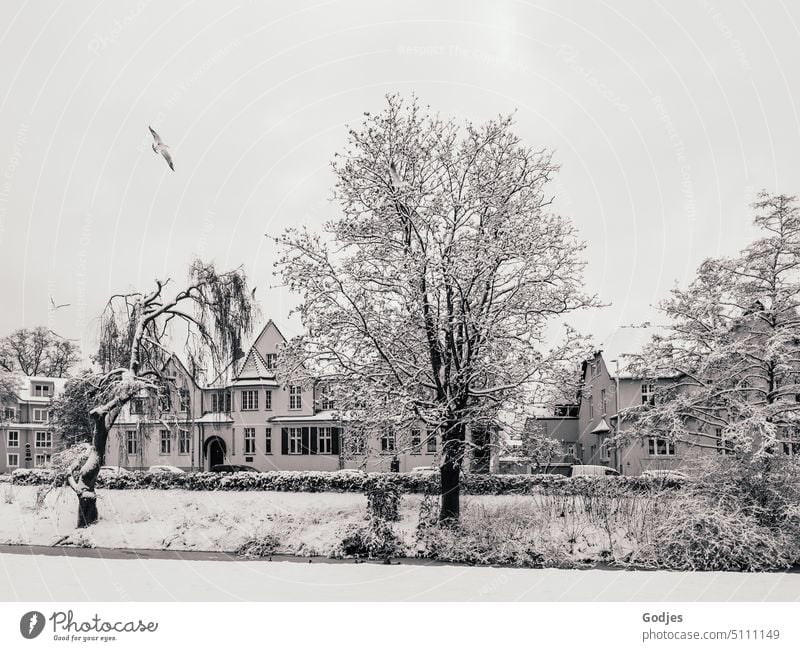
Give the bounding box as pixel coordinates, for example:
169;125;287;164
599;437;611;461
320;386;334;410
289;386;302;410
33;384;50;397
554;404;579;418
778;426;800;456
264;353;277;370
265;428;272;454
647;436;676;456
288;428;302;454
211;391;231;413
6;453;19;467
179;430;190;455
178;388;190;412
35;431;52;448
3;407;15;420
641;383;655;406
244;428;256;454
34;454;51;468
426;431;436;454
159;430;171;455
130;397;145;414
264;390;272;411
588;398;594;419
6;431;19;448
381;430;395;453
714;428;734;455
410;430;421;454
126;430;138;455
565;443;577;457
318;427;332;454
32;408;49;422
600;389;607;415
241;390;258;411
158;392;171;411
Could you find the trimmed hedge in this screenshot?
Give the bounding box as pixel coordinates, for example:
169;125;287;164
7;468;684;495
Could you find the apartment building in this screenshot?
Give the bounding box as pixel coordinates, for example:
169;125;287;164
0;376;66;472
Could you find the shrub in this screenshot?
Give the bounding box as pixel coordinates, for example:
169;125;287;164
632;496;793;571
237;533;282;558
336;520;403;560
364;475;401;521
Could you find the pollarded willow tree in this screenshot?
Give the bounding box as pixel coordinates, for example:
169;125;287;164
276;95;598;522
69;259;255;527
619;193;800;460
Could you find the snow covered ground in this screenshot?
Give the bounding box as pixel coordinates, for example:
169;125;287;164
1;552;798;601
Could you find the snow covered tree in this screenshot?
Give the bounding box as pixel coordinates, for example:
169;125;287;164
276;95;597;522
51;371;102;447
70;259;256;527
620;193;800;461
0;327;80;377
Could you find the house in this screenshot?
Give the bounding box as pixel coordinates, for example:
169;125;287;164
527;351;712;476
0;375;67;472
103;320;444;472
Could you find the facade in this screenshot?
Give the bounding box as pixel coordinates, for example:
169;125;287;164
0;376;67;473
529;351;713;476
104;320;443;473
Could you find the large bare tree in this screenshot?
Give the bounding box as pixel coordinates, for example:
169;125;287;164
276;95;597;522
0;327;80;377
69;259;255;527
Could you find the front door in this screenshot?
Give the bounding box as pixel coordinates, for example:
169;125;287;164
206;437;226;470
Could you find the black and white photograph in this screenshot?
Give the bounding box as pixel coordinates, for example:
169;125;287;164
0;1;799;648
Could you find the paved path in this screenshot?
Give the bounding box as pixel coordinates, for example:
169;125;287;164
1;546;798;601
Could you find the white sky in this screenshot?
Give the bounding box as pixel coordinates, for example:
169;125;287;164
1;0;798;363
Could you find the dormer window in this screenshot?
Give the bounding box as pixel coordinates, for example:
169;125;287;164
33;384;51;397
264;354;277;370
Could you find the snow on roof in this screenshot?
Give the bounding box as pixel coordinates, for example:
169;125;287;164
13;375;68;401
268;410;348;423
194;413;235;424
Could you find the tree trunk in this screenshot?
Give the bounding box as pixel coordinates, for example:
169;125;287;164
439;423;465;524
73;413;111;528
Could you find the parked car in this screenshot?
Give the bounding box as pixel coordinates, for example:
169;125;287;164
210;464;259;473
98;465;131;479
569;464;620;478
641;469;689;481
409;465;439;475
147;465;185;474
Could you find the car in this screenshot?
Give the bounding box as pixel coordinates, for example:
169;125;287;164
569;464;620;478
210;464;259;473
641;469;689;481
98;465;131;479
409;466;439;475
147;465;186;474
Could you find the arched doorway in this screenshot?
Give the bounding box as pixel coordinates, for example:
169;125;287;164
204;436;226;470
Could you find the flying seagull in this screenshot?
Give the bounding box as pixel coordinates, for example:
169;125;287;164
50;297;71;310
148;126;174;171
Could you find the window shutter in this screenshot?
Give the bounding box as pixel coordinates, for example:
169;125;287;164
310;427;318;454
331;427;340;455
301;427;310;455
281;428;288;455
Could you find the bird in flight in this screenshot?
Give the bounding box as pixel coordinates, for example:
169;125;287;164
50;297;70;310
148;126;175;171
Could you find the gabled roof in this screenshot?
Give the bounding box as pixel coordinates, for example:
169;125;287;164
236;348;274;380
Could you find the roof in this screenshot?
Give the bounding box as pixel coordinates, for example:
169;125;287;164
267;410;347;424
194;413;235;424
590;418;612;434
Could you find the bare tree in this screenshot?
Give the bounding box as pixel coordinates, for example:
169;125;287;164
619;193;800;461
0;327;80;377
276;95;597;522
69;259;256;527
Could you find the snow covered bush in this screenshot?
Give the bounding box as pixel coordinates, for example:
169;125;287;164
336;520;403;560
364;475;401;521
236;533;282;558
632;495;793;571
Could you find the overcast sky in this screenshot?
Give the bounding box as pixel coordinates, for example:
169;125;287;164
1;0;798;363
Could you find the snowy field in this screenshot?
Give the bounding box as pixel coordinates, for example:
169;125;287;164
0;484;656;561
1;552;799;601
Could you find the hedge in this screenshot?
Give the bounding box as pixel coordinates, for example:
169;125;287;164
7;468;684;495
